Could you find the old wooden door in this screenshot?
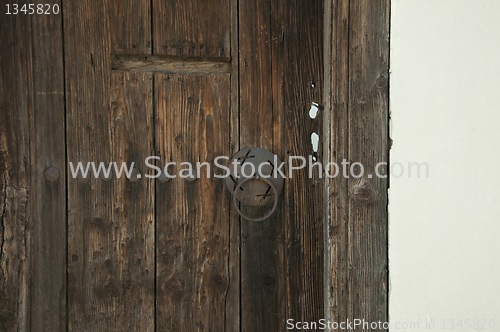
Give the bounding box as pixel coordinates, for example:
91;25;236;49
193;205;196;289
0;0;389;331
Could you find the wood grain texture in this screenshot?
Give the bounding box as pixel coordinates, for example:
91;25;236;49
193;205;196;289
153;0;230;57
0;11;31;332
226;0;241;330
109;0;151;54
325;0;351;324
111;54;231;74
348;0;389;325
239;0;325;329
63;0;155;330
326;0;390;328
238;0;285;330
155;74;233;331
0;0;390;329
280;0;325;325
29;1;67;330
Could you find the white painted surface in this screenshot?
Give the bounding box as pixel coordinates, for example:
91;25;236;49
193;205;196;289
390;0;500;330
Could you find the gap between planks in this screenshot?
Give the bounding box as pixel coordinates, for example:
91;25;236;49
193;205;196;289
111;54;231;74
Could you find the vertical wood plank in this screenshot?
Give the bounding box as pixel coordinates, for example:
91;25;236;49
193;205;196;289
348;0;389;325
29;0;67;330
280;0;325;324
326;0;351;324
0;10;31;331
239;0;286;329
153;0;230;58
63;0;155;330
327;0;390;327
109;0;151;54
226;0;241;330
239;0;325;329
155;74;232;330
239;0;273;150
153;0;235;329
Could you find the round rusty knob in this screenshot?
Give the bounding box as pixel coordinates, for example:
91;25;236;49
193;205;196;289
232;177;279;222
158;172;170;183
129;168;141;182
44;167;60;182
226;147;284;207
184;174;197;182
99;168;113;181
226;147;284;221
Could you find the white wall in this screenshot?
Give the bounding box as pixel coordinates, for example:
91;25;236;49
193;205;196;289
390;0;500;331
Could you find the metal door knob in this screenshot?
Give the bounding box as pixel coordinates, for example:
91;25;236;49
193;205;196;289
225;147;284;221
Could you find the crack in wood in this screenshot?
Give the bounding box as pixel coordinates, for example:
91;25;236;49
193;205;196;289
0;175;6;276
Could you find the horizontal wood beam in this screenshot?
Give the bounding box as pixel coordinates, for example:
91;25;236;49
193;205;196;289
111;54;231;74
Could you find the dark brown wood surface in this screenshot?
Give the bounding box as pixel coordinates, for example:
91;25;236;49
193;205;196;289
280;1;325;326
152;1;235;330
0;9;31;332
325;0;351;324
155;74;233;331
238;0;284;329
29;1;67;330
63;0;155;330
227;1;241;330
239;0;325;330
153;0;230;57
1;0;389;330
326;0;390;329
1;1;67;331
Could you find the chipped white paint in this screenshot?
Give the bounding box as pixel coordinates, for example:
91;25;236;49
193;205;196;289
311;132;319;155
309;102;319;119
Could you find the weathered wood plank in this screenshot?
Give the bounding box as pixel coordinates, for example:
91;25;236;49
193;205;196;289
153;0;230;57
0;8;31;332
29;1;67;330
108;71;155;328
238;0;285;329
325;0;351;324
280;0;325;324
327;0;390;327
63;0;155;330
226;0;241;330
347;0;389;325
153;1;235;329
111;54;231;74
155;74;232;330
109;0;151;54
239;0;325;329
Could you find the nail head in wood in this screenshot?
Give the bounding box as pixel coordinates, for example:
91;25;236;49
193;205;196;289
129;168;141;182
158;172;170;183
184;174;197;182
100;168;113;181
44;167;60;182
